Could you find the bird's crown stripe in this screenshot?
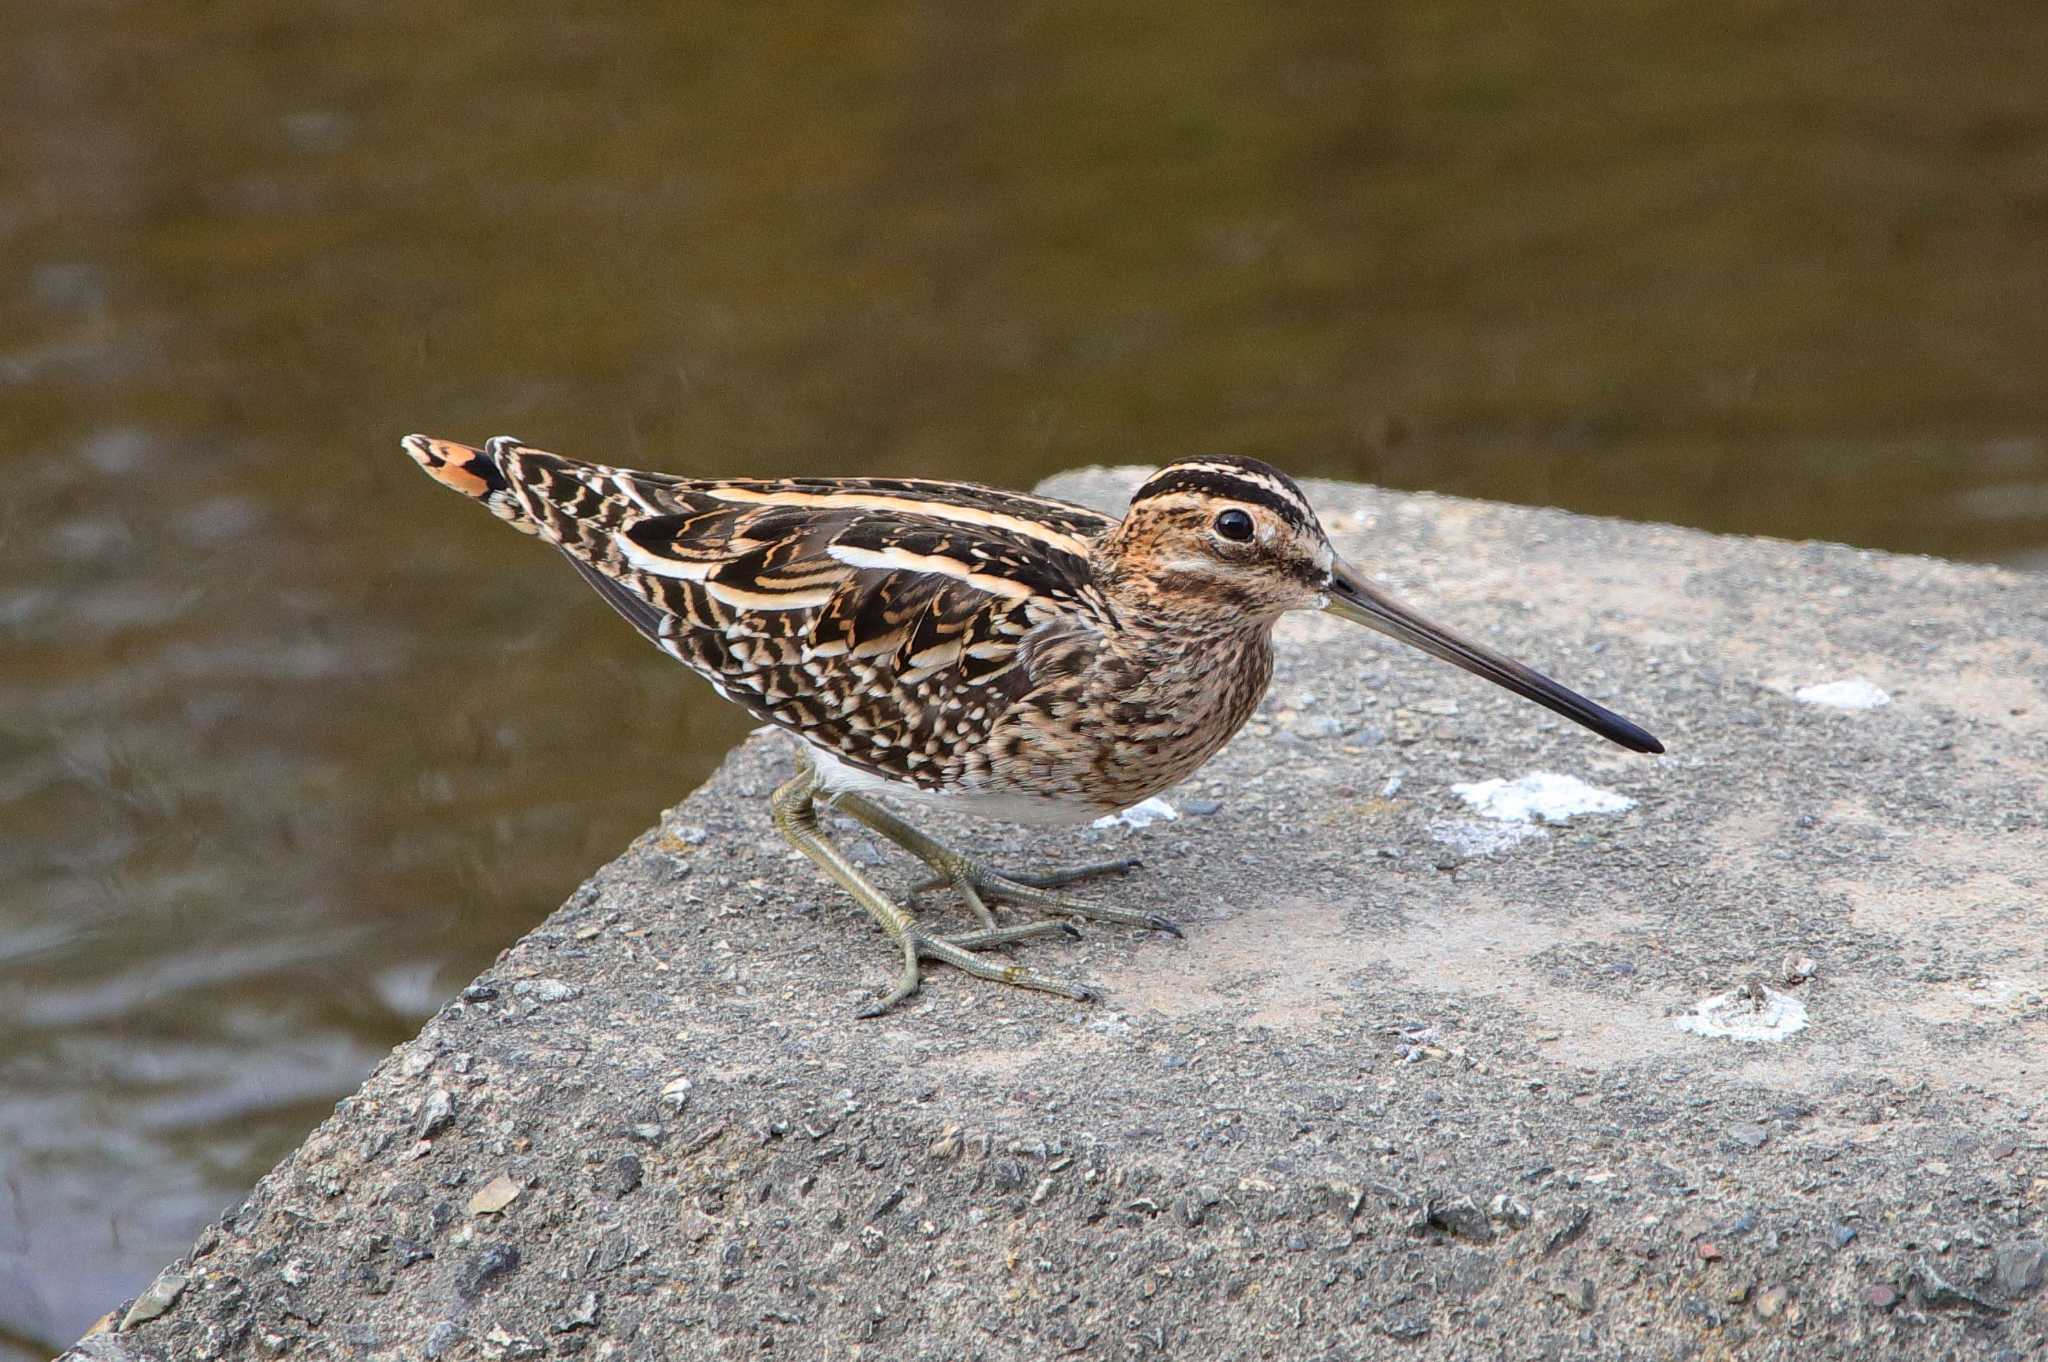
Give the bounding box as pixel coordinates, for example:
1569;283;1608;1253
1133;468;1314;526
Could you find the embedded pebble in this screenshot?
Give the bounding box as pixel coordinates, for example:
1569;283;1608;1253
469;1173;523;1215
1487;1193;1532;1228
555;1291;600;1331
1906;1259;2001;1312
1552;1278;1595;1314
415;1089;457;1140
515;978;580;1005
120;1272;187;1329
1426;1195;1494;1243
1993;1240;2046;1298
423;1322;465;1359
456;1244;521;1299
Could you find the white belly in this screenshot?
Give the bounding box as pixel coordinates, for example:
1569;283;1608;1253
800;742;1106;827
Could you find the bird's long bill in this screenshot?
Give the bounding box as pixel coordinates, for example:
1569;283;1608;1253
1324;559;1664;754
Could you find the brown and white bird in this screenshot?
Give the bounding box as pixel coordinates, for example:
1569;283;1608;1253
405;435;1662;1014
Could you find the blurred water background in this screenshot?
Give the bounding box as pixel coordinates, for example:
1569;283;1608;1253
4;3;2046;1353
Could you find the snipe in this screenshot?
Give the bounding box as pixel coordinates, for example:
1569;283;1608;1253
405;436;1662;1013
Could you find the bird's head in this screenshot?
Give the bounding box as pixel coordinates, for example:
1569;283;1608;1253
1101;456;1663;754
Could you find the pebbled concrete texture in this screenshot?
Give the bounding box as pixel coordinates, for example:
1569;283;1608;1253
69;470;2045;1361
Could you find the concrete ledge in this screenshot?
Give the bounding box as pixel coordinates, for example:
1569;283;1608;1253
72;471;2046;1360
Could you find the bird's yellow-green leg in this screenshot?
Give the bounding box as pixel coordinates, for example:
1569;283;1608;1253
831;793;1179;938
770;761;1098;1016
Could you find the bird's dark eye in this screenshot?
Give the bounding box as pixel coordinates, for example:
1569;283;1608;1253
1213;508;1255;542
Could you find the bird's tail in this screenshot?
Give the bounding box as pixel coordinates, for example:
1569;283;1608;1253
402;433;554;538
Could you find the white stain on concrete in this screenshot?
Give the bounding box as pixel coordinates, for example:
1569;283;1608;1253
1794;678;1891;710
1428;818;1546;856
1450;772;1636;824
1094;797;1179;830
1674;985;1810;1042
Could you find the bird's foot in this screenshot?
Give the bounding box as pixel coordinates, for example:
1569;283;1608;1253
912;853;1179;937
855;926;1100;1018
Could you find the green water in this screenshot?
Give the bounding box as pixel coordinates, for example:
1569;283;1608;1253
3;3;2045;1352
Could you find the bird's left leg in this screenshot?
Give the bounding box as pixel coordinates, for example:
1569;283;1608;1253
832;794;1176;937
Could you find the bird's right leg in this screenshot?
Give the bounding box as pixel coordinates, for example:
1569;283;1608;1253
832;793;1175;936
769;759;1097;1017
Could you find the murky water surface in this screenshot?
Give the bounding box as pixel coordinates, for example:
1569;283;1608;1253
4;3;2046;1352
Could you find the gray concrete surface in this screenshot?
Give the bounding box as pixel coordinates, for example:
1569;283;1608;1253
69;470;2046;1360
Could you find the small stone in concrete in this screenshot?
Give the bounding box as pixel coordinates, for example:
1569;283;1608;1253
415;1089;456;1140
515;978;579;1004
468;1173;522;1215
422;1321;464;1358
1727;1122;1770;1150
1909;1259;2007;1313
597;1154;643;1197
456;1244;521;1300
553;1292;600;1332
120;1272;187;1329
1544;1206;1592;1256
1831;1224;1857;1248
1182;798;1222;816
1487;1193;1531;1229
1552;1278;1595;1314
1754;1285;1789;1319
1993;1240;2046;1298
1426;1194;1495;1243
